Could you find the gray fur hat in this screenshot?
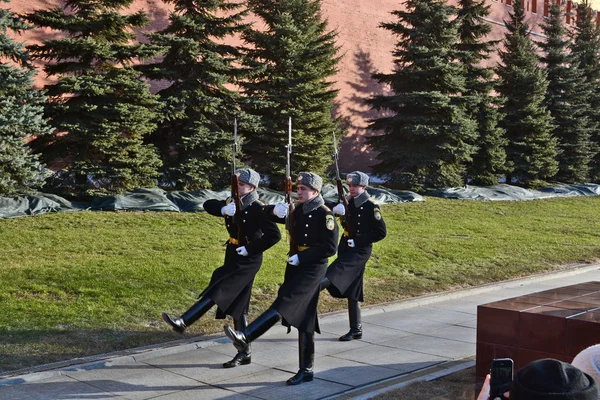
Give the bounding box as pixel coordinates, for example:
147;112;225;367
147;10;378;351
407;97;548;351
297;172;323;192
237;168;260;188
346;171;369;187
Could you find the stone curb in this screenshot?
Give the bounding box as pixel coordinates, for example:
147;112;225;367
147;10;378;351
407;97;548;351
1;263;597;389
0;335;230;387
323;359;476;400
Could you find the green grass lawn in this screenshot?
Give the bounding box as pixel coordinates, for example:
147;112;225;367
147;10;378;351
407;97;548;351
1;196;599;373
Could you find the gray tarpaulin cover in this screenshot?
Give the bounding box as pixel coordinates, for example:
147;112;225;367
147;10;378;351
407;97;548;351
92;188;180;212
3;183;598;218
0;193;88;218
0;183;420;219
429;183;600;201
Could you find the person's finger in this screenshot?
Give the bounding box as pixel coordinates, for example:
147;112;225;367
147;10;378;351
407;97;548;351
476;374;491;400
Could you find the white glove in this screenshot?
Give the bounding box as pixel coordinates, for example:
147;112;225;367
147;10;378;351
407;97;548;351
236;246;249;256
287;254;300;266
274;203;289;218
332;204;345;216
221;202;236;216
347;239;355;248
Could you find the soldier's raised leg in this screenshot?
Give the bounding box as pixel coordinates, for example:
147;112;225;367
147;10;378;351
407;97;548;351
162;297;215;334
225;308;281;353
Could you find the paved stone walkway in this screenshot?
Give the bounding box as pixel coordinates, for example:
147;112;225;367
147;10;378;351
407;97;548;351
2;264;599;400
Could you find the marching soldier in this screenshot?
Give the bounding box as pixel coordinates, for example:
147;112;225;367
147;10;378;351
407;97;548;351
321;171;387;341
161;169;281;368
224;172;338;385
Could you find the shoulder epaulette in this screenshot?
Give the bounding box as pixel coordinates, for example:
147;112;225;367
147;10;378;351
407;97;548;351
321;204;331;212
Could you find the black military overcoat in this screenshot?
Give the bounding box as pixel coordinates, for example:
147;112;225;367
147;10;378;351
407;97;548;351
201;195;281;321
267;198;338;334
325;194;386;301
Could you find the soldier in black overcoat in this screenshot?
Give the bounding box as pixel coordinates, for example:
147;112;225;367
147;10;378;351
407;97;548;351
224;172;338;385
161;169;281;368
322;171;387;341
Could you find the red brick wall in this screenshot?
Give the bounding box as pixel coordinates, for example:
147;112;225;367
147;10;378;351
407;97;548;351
3;0;598;172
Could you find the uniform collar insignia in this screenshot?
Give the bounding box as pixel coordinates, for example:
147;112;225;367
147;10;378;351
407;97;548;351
302;194;324;213
241;191;258;210
352;191;370;207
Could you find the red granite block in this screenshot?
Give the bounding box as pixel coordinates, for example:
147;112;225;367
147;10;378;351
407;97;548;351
563;282;600;292
575;295;600;306
476;341;495;378
531;288;595;300
494;344;519;367
481;300;541;312
478;302;528;346
518;348;570;371
580;292;600;300
476;342;519;379
476;283;600;380
509;296;559;307
571;310;600;322
549;300;598;313
526;291;582;301
566;311;600;357
519;306;577;354
550;287;599;295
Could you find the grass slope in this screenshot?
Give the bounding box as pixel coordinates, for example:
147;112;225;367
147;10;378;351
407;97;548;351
1;196;599;373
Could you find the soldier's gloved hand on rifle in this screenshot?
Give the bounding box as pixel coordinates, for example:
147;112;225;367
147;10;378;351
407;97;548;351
274;203;289;218
221;202;236;216
236;246;249;256
347;239;355;248
287;254;300;266
332;204;345;216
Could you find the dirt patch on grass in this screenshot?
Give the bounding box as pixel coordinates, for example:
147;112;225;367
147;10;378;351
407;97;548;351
372;367;483;400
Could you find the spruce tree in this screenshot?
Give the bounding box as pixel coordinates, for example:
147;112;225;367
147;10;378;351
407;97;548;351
570;0;600;182
366;0;477;191
0;1;52;195
240;0;342;188
23;0;162;197
540;1;594;183
456;0;506;186
138;0;252;190
495;0;558;187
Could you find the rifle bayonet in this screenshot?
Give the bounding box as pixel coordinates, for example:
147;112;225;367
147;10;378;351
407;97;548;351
231;118;246;245
332;131;353;237
285;117;297;255
333;132;341;181
286;117;292;179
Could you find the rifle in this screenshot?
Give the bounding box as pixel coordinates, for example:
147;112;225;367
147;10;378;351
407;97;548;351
231;118;246;245
333;132;353;238
285;117;298;256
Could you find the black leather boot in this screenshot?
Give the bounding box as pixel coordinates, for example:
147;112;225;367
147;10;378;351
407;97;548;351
224;308;281;353
223;312;251;368
162;297;215;334
286;331;314;385
320;277;332;291
339;299;362;341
